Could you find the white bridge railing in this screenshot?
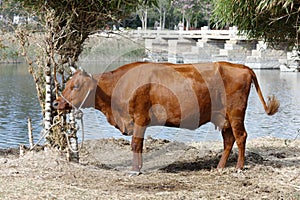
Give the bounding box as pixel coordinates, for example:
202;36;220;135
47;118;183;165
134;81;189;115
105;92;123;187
128;26;247;40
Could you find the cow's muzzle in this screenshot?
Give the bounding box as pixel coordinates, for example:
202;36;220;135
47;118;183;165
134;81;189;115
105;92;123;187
52;100;59;109
53;98;72;110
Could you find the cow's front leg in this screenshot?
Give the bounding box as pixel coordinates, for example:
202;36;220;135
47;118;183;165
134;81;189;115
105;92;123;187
131;136;144;173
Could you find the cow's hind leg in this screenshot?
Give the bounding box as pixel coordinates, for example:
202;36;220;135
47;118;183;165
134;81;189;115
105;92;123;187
131;125;146;174
217;127;235;169
231;120;247;169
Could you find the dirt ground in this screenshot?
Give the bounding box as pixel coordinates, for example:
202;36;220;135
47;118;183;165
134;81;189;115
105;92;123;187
0;136;299;199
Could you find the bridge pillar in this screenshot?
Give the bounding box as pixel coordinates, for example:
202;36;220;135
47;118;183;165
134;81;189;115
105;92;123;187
181;38;226;63
196;38;226;62
168;39;178;63
219;39;255;63
245;41;285;69
145;39;153;54
164;38;196;63
145;38;168;61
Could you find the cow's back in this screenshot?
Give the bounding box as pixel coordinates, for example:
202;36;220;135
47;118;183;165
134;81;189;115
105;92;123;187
99;61;253;133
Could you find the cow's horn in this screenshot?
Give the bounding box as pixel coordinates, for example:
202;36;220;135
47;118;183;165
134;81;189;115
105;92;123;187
79;66;85;72
70;66;76;74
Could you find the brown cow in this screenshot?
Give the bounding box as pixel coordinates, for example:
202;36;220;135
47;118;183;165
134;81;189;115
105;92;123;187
53;61;279;173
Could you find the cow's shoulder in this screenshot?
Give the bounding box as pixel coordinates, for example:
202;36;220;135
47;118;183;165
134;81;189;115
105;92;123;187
216;61;251;73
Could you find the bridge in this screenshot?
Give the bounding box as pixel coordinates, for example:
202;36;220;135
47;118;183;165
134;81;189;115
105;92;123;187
93;26;294;69
125;26;288;69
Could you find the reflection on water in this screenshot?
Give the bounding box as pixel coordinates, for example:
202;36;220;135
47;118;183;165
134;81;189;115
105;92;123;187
0;62;300;148
0;64;42;148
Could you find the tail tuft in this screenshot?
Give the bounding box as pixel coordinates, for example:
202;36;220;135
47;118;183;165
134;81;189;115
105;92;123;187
266;95;280;115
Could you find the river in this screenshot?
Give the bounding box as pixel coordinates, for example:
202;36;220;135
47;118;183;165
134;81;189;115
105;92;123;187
0;62;299;148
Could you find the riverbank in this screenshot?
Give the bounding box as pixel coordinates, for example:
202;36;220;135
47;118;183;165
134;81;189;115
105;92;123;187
0;33;22;63
0;137;299;199
0;31;145;64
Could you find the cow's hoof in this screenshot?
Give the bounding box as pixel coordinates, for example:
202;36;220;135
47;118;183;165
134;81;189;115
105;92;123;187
217;168;223;173
128;171;142;176
236;168;245;174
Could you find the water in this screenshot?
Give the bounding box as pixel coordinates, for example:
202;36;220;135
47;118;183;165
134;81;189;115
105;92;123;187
0;64;42;148
0;63;300;148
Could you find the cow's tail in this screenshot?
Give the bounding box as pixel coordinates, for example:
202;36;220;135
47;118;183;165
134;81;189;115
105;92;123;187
250;69;280;115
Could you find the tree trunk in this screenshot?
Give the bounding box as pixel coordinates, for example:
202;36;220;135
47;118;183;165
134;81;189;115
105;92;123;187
182;12;185;31
44;66;52;136
67;110;79;162
159;7;162;29
186;19;190;31
163;9;166;30
145;8;148;30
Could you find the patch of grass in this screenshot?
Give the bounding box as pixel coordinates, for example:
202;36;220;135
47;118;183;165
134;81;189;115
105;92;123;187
81;35;146;63
0;33;21;63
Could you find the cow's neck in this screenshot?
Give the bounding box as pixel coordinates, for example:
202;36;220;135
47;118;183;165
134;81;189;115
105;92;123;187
94;72;111;109
94;72;117;126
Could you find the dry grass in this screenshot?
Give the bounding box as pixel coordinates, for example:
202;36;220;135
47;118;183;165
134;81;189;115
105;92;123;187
0;137;300;199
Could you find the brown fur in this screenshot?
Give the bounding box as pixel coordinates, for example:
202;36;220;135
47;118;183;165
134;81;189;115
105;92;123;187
54;61;279;172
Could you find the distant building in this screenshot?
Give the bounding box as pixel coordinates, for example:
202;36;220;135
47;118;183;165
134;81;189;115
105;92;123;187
11;14;37;25
13;15;26;24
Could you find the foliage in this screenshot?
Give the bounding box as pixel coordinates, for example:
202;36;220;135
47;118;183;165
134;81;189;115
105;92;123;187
0;38;7;60
171;0;212;29
0;33;19;62
1;0;213;31
136;0;213;30
2;0;157;152
15;0;156;61
212;0;300;48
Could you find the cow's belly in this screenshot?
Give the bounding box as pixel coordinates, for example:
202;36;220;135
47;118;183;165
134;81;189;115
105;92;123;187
148;86;212;129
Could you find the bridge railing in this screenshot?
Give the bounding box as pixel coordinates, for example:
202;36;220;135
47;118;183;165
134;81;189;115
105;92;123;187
128;26;247;40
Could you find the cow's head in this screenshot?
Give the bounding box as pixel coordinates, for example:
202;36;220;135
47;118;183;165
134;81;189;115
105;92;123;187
53;69;97;110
